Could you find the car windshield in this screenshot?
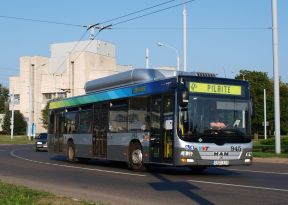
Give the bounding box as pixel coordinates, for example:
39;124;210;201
37;133;47;140
178;96;251;143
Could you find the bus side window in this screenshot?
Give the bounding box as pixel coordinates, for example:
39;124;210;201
78;110;92;133
129;97;149;132
109;100;128;132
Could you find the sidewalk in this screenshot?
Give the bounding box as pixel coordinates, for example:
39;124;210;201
253;157;288;164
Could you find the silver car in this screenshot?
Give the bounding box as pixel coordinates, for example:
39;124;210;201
35;133;48;152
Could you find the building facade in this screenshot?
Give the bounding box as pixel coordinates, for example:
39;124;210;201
9;40;131;134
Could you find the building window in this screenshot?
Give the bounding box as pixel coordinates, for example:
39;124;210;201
13;94;20;104
57;92;66;99
43;93;54;101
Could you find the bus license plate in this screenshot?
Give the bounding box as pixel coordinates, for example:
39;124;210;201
213;160;229;166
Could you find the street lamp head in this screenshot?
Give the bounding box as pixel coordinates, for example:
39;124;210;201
157;42;164;47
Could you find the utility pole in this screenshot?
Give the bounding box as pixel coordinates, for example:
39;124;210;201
71;61;75;97
10;89;14;140
28;64;34;140
264;89;267;140
272;0;281;154
183;0;187;72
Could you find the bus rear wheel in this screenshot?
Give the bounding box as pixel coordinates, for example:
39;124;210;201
67;141;76;163
129;142;146;172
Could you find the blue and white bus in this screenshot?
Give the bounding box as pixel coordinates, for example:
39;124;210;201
48;69;253;171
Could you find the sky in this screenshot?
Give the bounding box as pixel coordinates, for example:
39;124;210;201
0;0;287;87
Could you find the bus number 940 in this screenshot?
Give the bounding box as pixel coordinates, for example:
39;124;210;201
231;146;242;152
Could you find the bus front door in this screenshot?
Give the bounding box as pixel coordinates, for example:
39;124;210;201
93;103;109;157
150;95;174;163
55;112;64;152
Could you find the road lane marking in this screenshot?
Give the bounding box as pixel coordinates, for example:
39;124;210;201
188;179;288;192
0;149;8;152
10;149;146;177
224;168;288;175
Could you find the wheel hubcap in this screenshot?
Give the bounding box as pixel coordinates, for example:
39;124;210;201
132;149;142;165
68;146;74;160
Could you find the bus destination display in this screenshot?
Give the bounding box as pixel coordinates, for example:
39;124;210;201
189;82;242;96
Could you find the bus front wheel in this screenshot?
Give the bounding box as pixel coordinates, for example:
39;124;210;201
67;141;76;163
129;142;146;172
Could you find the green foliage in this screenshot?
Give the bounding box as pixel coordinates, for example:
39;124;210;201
259;136;288;146
0;85;9;114
235;70;288;135
0;135;32;144
0;181;49;205
280;83;288;134
253;152;288;158
41;103;49;130
1;110;27;135
0;181;101;205
2;109;11;135
253;137;288;153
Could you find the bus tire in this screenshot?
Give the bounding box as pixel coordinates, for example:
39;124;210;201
129;142;146;172
67;141;76;163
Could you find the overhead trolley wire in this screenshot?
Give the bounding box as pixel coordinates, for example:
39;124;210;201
111;0;195;27
0;15;86;28
100;0;176;25
50;0;196;78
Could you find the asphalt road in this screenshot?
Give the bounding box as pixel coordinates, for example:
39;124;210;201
0;144;288;205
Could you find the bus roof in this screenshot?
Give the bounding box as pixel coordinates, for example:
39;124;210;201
84;68;176;94
49;69;248;110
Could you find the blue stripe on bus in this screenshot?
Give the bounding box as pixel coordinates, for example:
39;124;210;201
49;79;175;109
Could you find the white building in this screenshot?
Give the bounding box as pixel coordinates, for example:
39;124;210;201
9;40;131;134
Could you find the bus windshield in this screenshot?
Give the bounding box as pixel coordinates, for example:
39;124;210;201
178;96;251;144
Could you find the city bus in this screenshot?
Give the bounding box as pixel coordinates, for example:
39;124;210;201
48;69;253;171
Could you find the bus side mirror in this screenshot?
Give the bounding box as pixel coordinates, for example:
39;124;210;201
178;88;189;107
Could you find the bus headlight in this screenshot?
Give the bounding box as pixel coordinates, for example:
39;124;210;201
245;152;252;157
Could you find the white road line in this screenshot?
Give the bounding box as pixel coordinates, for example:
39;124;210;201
0;149;8;152
10;149;146;177
188;179;288;192
224;168;288;175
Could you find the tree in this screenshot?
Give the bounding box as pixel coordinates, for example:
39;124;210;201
2;110;27;135
2;109;11;134
235;70;273;135
0;85;9;114
280;83;288;134
41;103;49;130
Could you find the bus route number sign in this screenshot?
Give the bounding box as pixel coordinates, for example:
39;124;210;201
189;82;242;96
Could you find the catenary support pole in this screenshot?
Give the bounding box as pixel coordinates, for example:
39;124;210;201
272;0;281;153
264;89;267;140
183;0;187;72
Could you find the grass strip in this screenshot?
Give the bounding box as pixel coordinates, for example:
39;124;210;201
0;135;33;144
0;181;105;205
253;152;288;158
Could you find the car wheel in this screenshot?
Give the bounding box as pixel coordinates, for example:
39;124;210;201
129;142;146;172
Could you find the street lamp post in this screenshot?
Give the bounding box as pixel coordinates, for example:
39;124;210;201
28;63;46;140
157;42;180;71
28;64;34;140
